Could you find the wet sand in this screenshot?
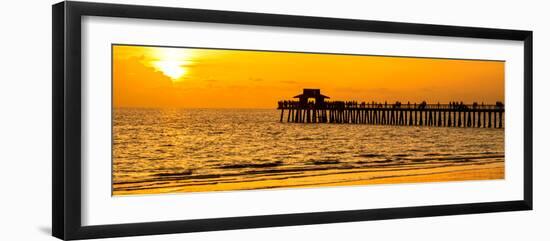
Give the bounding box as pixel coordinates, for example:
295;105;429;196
114;160;503;195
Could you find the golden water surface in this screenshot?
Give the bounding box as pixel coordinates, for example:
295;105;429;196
112;108;504;195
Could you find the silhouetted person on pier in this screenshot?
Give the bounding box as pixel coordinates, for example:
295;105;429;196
418;101;427;110
393;101;401;108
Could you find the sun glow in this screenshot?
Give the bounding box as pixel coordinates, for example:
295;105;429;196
152;60;187;80
150;48;195;81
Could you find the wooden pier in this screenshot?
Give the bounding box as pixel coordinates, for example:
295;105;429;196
277;89;504;128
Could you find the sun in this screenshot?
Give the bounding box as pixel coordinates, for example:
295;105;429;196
152;60;187;80
150;48;195;81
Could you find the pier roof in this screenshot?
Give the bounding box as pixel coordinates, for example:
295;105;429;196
293;88;330;99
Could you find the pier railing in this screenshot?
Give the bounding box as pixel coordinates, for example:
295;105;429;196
277;100;504;128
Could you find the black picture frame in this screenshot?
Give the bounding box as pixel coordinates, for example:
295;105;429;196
52;1;533;240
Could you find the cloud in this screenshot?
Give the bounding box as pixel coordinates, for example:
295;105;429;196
249;77;264;82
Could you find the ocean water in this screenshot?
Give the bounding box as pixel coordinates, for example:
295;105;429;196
113;108;504;195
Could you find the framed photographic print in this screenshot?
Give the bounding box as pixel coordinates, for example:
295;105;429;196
52;1;533;240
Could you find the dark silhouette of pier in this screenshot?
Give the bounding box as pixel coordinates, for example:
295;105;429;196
277;89;505;128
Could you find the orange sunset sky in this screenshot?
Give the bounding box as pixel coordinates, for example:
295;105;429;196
113;45;504;108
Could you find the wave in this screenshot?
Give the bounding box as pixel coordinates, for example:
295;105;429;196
307;159;340;165
116;161;504;193
219;160;283;169
152;170;193;177
356;153;385;158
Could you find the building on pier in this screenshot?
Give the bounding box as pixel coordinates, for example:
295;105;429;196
293;89;330;107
